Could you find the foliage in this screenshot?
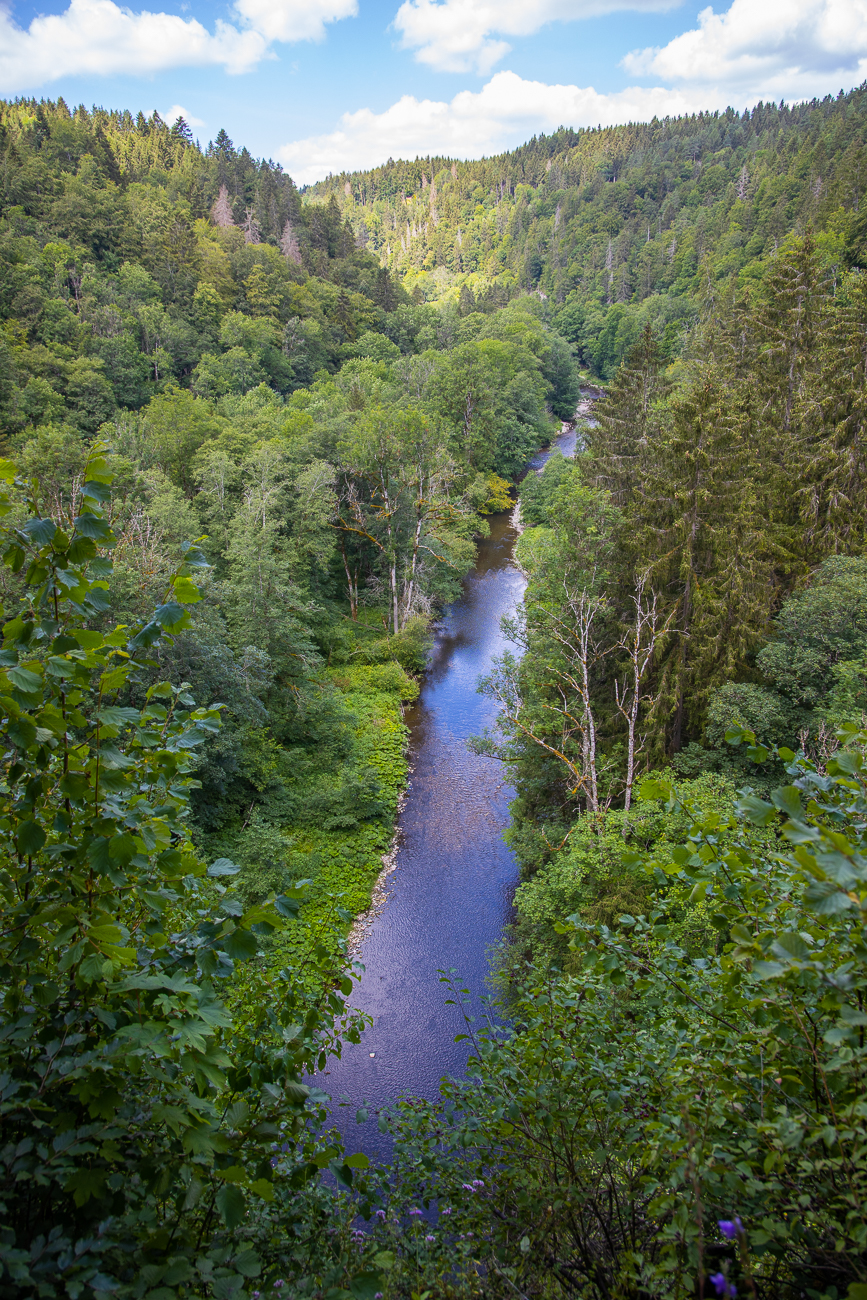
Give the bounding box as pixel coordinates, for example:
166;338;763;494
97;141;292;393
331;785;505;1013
310;89;867;376
370;727;867;1299
0;448;385;1297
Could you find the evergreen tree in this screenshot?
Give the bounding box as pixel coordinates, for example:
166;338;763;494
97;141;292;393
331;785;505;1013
628;364;774;748
588;324;669;508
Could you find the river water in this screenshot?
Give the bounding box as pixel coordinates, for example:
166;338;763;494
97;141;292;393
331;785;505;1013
316;419;581;1157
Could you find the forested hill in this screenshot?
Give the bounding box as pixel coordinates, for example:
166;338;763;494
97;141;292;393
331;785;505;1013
307;86;867;374
4;89;867;1299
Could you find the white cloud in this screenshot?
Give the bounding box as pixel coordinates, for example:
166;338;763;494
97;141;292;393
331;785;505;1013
393;0;681;74
234;0;357;43
278;70;706;184
163;104;205;127
623;0;867;100
0;0;357;92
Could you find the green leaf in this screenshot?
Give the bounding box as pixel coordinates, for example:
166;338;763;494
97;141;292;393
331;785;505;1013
637;778;671;801
208;858;240;877
771;785;804;818
847;1286;867;1300
129;621;162;650
97;707;141;727
17;821;46;855
349;1272;384;1300
173;575;202;604
84;586;111;613
345;1152;369;1169
74;512;112;540
82;479;111;503
23;517;57;546
804;881;856;914
3;543;25;572
87;837;111;870
221;927;258;961
215;1183;245;1229
109;833;137;865
736;794;777;827
771;931;811;962
31;980;60;1006
7;665;42;693
234;1249;260;1279
153;602;187;629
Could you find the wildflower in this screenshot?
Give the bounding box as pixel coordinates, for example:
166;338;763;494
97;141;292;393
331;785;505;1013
718;1218;744;1240
409;1207;423;1216
425;1234;435;1243
710;1273;737;1298
471;1179;485;1189
273;1283;285;1291
375;1209;387;1221
441;1207;452;1216
461;1183;475;1192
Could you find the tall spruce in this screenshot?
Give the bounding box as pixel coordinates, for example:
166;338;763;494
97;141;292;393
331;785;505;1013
627;363;774;749
800;268;867;554
588;323;668;508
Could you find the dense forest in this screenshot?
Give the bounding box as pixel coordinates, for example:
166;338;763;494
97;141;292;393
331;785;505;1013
309;88;867;376
1;87;867;1299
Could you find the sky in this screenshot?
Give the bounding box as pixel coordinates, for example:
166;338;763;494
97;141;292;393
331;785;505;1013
1;0;867;184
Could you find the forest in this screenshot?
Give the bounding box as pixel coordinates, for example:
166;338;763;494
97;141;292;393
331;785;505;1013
0;85;866;1299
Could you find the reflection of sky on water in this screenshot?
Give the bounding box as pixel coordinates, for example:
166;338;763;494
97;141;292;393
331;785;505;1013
313;421;579;1159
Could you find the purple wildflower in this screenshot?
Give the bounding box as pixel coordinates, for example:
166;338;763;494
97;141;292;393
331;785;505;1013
461;1183;475;1192
718;1218;743;1240
441;1207;452;1216
425;1234;435;1242
409;1207;423;1217
472;1179;485;1189
710;1273;737;1298
375;1209;387;1221
273;1283;284;1292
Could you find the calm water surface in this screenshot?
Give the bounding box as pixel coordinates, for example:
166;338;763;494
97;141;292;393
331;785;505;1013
316;415;584;1155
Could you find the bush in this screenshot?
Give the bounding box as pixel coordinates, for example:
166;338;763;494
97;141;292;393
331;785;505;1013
372;729;867;1298
0;447;384;1299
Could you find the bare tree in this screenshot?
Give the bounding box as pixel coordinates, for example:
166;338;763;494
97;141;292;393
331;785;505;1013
242;207;261;245
614;576;672;814
280;220;302;264
483;580;610;813
211;185;235;228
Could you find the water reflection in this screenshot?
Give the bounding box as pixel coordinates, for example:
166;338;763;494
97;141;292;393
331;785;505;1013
315;420;581;1156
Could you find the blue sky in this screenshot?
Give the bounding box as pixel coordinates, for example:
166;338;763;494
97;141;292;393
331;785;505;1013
1;0;866;183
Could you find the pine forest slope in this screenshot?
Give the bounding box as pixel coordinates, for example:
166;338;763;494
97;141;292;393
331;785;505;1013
308;86;867;374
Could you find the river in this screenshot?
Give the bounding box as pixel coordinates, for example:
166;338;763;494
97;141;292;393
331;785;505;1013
315;416;583;1158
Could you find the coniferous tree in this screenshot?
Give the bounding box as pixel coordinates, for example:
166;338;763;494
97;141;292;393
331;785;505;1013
588;324;669;508
800;269;867;554
628;364;774;748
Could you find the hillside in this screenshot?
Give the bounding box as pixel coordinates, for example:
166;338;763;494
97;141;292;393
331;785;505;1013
308;87;867;373
2;88;867;1299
